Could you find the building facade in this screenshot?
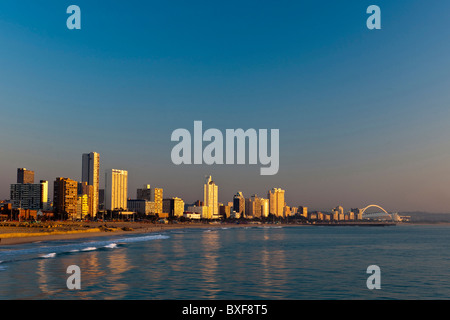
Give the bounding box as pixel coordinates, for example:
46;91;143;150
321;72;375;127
53;177;78;219
82;152;100;216
17;168;34;184
268;188;285;217
204;176;219;219
105;169;128;211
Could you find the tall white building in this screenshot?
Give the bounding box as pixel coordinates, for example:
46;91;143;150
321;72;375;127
82;152;100;216
203;175;219;219
105;169;128;211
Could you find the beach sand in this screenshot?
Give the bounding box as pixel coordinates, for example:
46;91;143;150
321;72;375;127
0;221;251;246
0;221;213;246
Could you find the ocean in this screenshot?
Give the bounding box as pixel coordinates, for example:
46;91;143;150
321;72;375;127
1;224;450;300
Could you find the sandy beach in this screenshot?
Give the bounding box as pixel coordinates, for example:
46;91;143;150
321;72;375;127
0;221;226;246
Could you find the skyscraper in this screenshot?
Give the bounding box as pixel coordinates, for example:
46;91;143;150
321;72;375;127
17;168;34;184
204;175;218;219
268;188;285;217
150;187;163;215
105;169;128;211
53;177;78;220
82;152;100;217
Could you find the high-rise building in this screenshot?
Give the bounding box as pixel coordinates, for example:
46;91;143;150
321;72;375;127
162;197;185;218
40;180;48;210
53;177;78;220
233;191;245;216
78;181;94;217
137;184;151;200
261;198;269;218
105;169;128;211
17;168;34;184
82;152;100;216
245;194;262;218
10;183;41;210
150;187;163;215
204;176;218;219
268;188;285;217
76;194;89;219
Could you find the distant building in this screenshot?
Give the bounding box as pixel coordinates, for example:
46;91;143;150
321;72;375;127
137;184;151;200
204;176;219;219
10;183;41;210
268;188;285;217
150;187;163;215
127;199;156;215
76;194;89;219
298;206;308;218
53;177;78;220
39;180;49;210
233;192;245;216
78;181;94;217
186;205;208;219
17;168;34;184
105;169;128;211
82;152;100;216
245;195;262;218
163;197;185;218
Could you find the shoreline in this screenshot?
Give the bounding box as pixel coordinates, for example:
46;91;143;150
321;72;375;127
0;221;444;247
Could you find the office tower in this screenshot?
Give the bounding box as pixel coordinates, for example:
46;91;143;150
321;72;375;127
137;184;151;200
53;177;78;220
105;169;128;211
82;152;100;216
162;197;185;218
78;181;94;216
150;187;163;215
204;175;218;219
17;168;34;184
10;183;41;210
40;180;48;210
233;191;245;216
268;188;285;217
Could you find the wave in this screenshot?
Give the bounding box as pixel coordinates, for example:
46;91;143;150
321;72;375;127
82;247;97;251
0;233;170;264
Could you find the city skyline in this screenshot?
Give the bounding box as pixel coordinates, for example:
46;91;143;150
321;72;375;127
1;1;450;213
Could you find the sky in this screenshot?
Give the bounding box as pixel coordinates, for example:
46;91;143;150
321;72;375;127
1;1;450;213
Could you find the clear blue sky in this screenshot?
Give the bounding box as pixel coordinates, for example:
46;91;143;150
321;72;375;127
1;1;450;212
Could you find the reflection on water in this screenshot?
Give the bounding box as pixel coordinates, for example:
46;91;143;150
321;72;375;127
200;230;221;298
3;225;450;299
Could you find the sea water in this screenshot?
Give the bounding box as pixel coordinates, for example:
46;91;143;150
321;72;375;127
1;224;450;300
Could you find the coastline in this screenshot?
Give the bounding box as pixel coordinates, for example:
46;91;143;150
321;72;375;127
0;221;261;246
